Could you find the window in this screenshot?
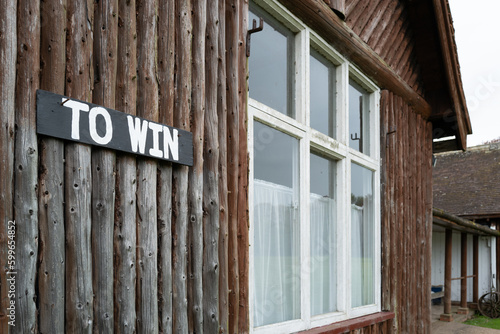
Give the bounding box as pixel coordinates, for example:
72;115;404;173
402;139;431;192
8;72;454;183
248;1;381;333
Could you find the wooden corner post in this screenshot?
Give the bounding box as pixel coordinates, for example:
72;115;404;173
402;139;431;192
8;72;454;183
440;228;453;322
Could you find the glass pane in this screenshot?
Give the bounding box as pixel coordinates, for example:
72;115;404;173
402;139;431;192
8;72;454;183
253;121;300;326
349;79;370;154
310;152;337;315
351;163;374;307
310;49;335;137
249;5;294;117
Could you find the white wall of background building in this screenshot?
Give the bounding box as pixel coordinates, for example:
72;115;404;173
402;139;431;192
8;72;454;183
432;231;496;302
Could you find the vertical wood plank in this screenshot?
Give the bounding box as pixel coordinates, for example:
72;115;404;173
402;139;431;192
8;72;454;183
380;90;390;312
412;111;418;333
217;0;229;330
443;228;452;315
416;114;424;333
396;95;403;333
399;99;406;333
136;0;159;332
64;2;95;331
390;94;398;331
388;316;394;334
157;0;175;333
14;0;39;331
92;1;118;332
473;235;479;304
114;0;137;332
172;0;191;331
497;233;500;291
203;0;220;332
422;116;428;332
157;160;173;331
0;2;16;333
402;102;409;333
188;0;206;332
38;0;66;331
409;110;416;334
424;120;433;332
238;1;250;332
388;93;396;321
406;108;412;333
226;0;240;331
65;1;94;331
460;232;467;309
421;117;428;332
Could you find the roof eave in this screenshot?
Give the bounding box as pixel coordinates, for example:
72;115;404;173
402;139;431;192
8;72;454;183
431;0;472;150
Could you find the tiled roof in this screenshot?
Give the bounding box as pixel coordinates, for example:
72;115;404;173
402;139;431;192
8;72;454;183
433;144;500;218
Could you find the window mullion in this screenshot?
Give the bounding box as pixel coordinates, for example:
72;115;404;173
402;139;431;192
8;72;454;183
374;168;382;311
338;62;349;146
248;107;256;332
334;156;346;314
371;90;381;160
301;132;311;325
296;29;308;125
345;156;352;316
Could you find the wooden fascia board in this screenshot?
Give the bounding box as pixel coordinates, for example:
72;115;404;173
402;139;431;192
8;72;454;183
433;217;489;236
276;0;432;119
461;213;500;220
433;208;500;237
432;138;459;153
431;0;471;150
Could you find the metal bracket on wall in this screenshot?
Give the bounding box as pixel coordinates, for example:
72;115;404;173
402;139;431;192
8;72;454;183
246;17;264;57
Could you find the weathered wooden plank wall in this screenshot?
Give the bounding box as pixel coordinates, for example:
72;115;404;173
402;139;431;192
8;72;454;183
217;0;230;331
380;91;433;334
188;0;206;331
1;0;248;332
337;2;434;332
172;0;191;331
204;0;221;333
0;2;16;333
92;0;118;332
114;0;137;332
136;1;159;332
157;0;175;332
238;1;250;332
64;0;94;332
345;0;423;95
226;0;241;332
2;0;436;333
38;0;66;332
14;0;40;332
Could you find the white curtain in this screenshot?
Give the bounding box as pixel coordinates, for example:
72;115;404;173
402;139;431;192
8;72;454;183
310;193;336;316
253;179;300;327
351;203;374;307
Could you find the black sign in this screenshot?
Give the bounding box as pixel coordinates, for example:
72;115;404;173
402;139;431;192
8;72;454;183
36;90;193;166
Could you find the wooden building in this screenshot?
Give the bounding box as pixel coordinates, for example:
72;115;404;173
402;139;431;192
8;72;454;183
432;144;500;320
434;144;500;227
0;0;470;333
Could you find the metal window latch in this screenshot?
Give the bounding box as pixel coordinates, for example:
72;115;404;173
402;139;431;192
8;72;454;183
246;17;264;57
351;133;360;141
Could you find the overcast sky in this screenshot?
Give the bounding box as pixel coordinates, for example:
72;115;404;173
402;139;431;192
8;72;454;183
449;0;500;146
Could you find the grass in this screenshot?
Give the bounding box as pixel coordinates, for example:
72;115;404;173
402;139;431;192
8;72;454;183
464;314;500;330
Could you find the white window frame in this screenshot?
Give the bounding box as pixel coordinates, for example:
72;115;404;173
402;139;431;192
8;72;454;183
248;1;381;332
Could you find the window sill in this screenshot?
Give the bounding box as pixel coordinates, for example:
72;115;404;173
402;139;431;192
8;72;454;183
298;312;395;334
